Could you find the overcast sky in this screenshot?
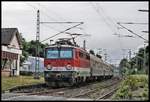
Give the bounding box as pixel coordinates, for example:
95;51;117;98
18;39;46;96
2;1;149;65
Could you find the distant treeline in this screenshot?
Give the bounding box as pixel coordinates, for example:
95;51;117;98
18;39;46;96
119;45;149;75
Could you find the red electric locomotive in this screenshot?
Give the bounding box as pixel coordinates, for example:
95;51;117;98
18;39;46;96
44;38;113;87
44;38;91;87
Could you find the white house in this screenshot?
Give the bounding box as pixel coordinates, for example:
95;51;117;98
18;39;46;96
1;28;22;76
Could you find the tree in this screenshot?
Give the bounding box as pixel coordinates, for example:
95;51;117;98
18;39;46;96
26;40;49;57
119;58;130;75
119;58;128;68
20;37;49;66
20;38;29;66
119;45;149;75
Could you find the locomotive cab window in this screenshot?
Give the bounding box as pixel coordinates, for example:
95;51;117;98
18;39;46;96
46;47;73;59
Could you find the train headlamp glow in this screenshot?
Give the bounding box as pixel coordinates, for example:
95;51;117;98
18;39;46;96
66;64;72;70
47;64;52;70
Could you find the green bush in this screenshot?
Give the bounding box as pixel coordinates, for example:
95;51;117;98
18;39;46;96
114;85;131;99
113;75;148;100
142;91;148;97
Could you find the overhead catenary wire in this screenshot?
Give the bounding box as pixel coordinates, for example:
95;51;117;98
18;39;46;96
36;3;87;41
38;3;86;35
91;2;127;63
117;22;148;42
91;3;114;33
96;3;119;31
41;22;85;41
26;3;70;30
26;3;85;43
37;3;84;33
118;22;148;25
90;2;118;34
26;2;65;35
40;22;84;43
94;3;148;61
40;22;84;24
25;3;57;21
38;3;67;21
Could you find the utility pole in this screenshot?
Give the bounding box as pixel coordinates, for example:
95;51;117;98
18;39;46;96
34;10;40;79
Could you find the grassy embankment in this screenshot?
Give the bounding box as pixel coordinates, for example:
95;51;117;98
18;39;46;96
112;74;148;100
2;75;45;92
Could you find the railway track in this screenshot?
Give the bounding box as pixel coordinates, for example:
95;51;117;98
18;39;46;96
9;84;48;93
69;77;121;99
96;87;118;100
8;77;121;100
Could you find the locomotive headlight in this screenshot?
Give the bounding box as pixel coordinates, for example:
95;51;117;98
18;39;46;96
47;64;52;70
66;64;72;70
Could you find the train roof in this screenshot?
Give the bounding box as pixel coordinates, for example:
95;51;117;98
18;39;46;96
45;44;88;52
90;54;103;62
90;54;113;68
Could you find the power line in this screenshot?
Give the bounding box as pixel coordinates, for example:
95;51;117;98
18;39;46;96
40;21;84;39
25;3;38;11
37;3;87;38
40;22;84;24
26;3;85;42
37;3;76;31
96;3;119;31
25;3;58;21
26;3;83;41
90;3;116;33
118;22;148;25
117;22;148;42
40;22;84;43
38;4;67;21
138;9;149;12
91;2;125;63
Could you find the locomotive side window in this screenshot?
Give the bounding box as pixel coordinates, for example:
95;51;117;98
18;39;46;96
75;50;78;58
86;54;90;60
79;51;84;58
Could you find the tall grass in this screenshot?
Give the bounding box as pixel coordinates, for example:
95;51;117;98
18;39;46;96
1;75;45;91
